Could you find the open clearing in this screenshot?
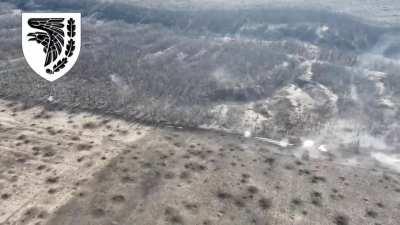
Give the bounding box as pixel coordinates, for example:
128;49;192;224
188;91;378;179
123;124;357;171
0;100;399;225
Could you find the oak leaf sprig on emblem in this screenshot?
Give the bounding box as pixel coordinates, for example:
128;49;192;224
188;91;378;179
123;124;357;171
67;18;76;37
46;18;76;74
53;57;68;73
65;39;75;57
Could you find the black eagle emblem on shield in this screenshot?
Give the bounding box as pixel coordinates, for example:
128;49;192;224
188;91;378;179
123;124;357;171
22;13;81;81
27;18;76;74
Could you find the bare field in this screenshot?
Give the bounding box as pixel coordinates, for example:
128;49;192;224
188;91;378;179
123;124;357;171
0;100;399;225
0;100;149;224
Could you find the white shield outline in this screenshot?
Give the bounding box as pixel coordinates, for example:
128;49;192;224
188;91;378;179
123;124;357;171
22;13;81;82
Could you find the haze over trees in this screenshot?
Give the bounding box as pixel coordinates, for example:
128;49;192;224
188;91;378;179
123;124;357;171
1;0;400;151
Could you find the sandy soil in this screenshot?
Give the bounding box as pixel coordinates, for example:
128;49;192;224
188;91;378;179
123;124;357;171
0;99;399;225
0;99;150;224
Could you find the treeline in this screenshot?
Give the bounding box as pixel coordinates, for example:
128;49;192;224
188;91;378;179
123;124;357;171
6;0;392;51
0;2;399;140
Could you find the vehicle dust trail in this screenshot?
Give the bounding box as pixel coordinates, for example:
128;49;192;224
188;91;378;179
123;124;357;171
0;99;151;224
372;152;400;173
254;136;292;148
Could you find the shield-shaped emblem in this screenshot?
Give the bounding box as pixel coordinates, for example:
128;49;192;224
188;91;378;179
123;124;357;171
22;13;81;82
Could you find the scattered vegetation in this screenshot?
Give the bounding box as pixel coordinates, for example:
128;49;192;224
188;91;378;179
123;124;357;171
334;214;350;225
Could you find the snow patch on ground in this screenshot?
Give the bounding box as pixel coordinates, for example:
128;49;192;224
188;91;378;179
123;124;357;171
368;71;387;96
316;25;329;38
316;83;338;103
379;97;395;108
211;67;237;87
282;84;315;111
201;102;270;135
350;84;359;101
299;60;315;81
